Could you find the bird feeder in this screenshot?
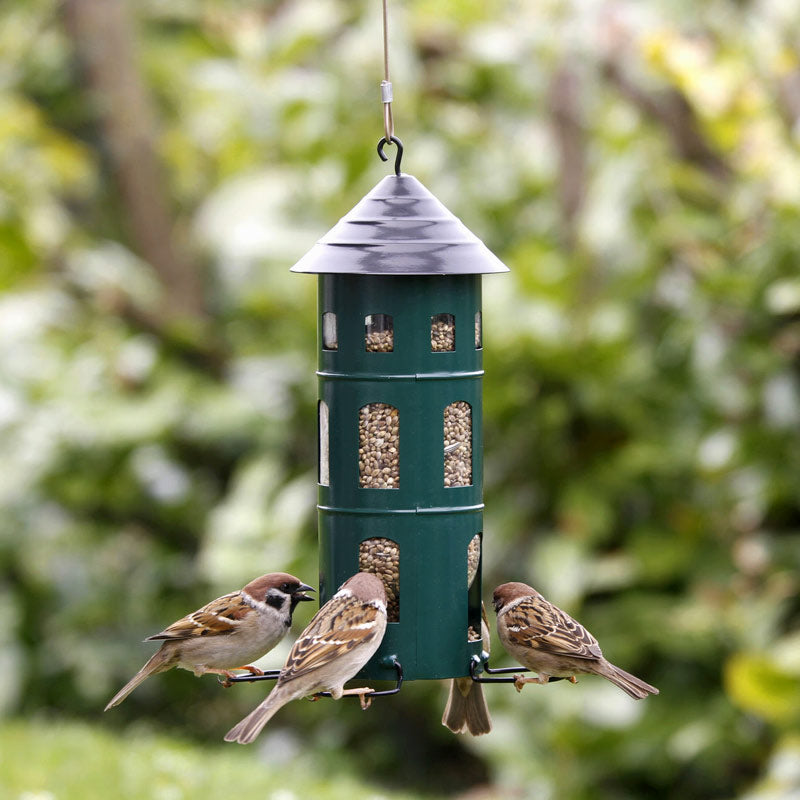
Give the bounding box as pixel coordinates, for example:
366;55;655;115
291;142;509;682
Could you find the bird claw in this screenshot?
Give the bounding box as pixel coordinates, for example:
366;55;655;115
217;665;264;687
341;687;375;709
568;676;578;684
239;665;265;677
513;674;527;693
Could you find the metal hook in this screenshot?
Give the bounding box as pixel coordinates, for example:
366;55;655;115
377;136;403;176
468;655;566;684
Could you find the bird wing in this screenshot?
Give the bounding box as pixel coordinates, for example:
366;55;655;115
503;595;603;660
278;594;384;684
146;592;249;641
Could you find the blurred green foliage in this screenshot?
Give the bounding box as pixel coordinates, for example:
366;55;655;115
1;0;799;798
0;719;424;800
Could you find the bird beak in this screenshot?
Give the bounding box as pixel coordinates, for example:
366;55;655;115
292;583;316;602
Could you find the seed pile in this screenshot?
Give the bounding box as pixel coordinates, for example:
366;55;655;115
359;537;400;622
444;401;472;486
359;403;399;488
365;316;393;352
431;315;455;351
467;533;481;588
365;329;394;352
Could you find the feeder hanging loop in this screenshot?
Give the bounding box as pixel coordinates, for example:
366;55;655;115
381;79;394;142
377;135;404;176
377;0;401;174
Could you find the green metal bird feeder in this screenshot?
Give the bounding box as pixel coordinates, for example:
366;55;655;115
290;137;509;682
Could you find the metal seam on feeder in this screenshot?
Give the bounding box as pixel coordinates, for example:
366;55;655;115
317;504;486;515
316;370;485;381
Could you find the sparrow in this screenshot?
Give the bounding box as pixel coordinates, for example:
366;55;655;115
105;573;315;710
224;572;388;744
493;582;659;699
442;603;492;736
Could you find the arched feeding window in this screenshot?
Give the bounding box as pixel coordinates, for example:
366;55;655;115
467;533;481;589
318;400;330;486
359;537;399;622
444;401;472;486
365;314;394;352
467;532;482;643
322;312;338;350
431;313;455;351
475;311;482;349
359;403;399;488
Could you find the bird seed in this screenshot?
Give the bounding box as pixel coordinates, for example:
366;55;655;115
359;403;399;488
444;401;472;486
431;314;455;352
359;537;400;622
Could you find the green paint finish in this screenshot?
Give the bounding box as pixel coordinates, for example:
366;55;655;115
316;274;485;680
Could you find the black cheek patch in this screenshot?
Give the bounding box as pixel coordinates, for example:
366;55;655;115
266;594;285;611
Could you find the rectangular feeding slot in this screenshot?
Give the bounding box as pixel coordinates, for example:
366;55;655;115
444;401;472;486
359;403;399;488
322;312;338;350
365;314;394;352
431;313;455;352
319;400;330;486
467;533;481;589
359;537;399;622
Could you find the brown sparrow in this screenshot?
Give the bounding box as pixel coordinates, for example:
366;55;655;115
105;573;314;710
442;603;492;736
493;582;659;699
224;572;387;744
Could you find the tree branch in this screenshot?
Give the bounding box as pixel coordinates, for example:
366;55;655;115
63;0;208;325
601;58;731;181
548;63;586;250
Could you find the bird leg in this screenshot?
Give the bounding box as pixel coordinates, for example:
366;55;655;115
233;665;265;676
513;674;550;692
208;665;264;687
340;687;375;710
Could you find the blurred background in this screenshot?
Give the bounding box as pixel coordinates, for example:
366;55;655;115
2;0;800;798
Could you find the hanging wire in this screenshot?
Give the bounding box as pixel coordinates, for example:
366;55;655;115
381;0;393;141
377;0;403;175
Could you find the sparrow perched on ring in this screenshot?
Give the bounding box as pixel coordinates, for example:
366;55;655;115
225;572;387;744
105;572;314;710
493;582;659;699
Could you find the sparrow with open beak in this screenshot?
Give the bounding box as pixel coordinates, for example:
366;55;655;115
225;572;387;744
105;573;314;710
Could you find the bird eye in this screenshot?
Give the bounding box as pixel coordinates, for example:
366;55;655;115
281;583;292;593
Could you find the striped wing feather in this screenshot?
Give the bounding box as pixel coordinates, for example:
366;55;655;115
504;595;603;660
279;594;382;684
146;592;248;640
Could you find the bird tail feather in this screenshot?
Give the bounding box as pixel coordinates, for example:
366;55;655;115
224;688;292;744
104;647;173;711
442;678;492;736
600;662;659;699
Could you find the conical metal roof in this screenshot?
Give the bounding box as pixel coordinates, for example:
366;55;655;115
290;173;509;275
